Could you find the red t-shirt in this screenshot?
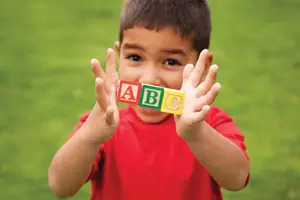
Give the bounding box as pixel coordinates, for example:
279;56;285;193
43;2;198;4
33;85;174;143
71;106;248;200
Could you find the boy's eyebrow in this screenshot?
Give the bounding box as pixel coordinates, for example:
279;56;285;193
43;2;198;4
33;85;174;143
123;43;145;51
123;43;187;56
161;48;187;56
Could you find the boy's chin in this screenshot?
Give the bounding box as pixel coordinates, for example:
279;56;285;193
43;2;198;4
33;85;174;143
132;105;171;124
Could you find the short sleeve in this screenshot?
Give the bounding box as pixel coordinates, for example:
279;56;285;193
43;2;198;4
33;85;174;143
206;106;250;186
206;106;249;159
68;112;105;181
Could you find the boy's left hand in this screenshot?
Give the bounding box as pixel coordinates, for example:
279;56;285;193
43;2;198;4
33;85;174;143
175;49;221;141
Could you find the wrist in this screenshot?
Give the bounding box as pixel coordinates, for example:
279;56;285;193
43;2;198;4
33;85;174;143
182;121;209;143
77;122;108;146
81;104;116;143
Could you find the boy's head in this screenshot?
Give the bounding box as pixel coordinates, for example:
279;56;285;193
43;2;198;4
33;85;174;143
115;0;212;123
119;0;211;53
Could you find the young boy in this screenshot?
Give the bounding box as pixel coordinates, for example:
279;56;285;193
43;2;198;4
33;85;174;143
48;0;250;199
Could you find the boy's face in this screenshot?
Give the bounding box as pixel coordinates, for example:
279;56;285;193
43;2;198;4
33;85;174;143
117;26;198;123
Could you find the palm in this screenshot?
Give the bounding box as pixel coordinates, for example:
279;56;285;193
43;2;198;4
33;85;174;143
175;49;221;139
90;48;120;139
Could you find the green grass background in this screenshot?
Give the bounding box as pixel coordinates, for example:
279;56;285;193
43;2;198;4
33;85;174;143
0;0;299;199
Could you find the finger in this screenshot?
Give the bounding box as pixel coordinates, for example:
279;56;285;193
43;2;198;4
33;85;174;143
105;49;118;93
190;49;212;87
191;105;211;123
110;84;117;103
106;48;117;75
116;80;120;94
182;64;194;85
111;72;119;86
105;85;119;126
193;83;221;111
203;82;221;105
104;106;114;125
91;59;105;78
195;64;218;97
95;78;109;111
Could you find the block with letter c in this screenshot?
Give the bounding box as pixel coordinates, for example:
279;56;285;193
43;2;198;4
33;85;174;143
160;89;184;115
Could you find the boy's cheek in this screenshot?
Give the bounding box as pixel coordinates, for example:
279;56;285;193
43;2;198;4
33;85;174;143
161;70;184;90
118;64;139;81
118;61;128;79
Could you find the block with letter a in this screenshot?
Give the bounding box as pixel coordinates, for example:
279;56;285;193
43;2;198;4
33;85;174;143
117;80;142;104
139;84;164;110
160;88;184;115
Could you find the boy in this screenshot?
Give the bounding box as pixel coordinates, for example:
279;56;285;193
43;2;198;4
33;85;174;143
48;0;250;199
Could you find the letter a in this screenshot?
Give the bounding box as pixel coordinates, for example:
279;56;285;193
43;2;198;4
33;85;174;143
121;85;135;101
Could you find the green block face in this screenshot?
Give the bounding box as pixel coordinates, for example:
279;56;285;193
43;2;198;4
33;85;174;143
139;84;164;110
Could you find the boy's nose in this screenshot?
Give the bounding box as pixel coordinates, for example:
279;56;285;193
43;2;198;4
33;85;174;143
139;66;161;86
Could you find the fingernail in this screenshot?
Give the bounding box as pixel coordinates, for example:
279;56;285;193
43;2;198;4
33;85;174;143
211;64;218;71
186;63;194;68
202;49;208;54
91;58;97;65
95;78;103;84
203;105;210;111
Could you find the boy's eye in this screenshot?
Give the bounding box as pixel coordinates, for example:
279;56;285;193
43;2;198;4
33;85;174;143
126;54;142;62
164;59;181;66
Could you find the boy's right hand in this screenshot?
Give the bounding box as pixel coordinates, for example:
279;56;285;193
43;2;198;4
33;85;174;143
83;49;120;143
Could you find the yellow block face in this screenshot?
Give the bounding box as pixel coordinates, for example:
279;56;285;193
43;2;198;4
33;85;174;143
161;89;184;115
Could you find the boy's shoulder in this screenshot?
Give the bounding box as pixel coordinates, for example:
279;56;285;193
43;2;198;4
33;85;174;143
77;105;232;124
206;106;236;128
207;106;231;118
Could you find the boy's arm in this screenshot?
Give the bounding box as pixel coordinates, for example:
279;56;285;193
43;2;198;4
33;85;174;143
186;121;249;191
48;49;119;197
175;49;249;191
48;113;104;197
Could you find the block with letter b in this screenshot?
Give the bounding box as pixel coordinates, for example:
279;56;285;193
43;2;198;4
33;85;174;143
161;89;184;115
139;84;164;110
117;80;142;104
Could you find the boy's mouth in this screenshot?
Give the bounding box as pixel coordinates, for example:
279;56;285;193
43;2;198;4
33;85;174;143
136;106;162;115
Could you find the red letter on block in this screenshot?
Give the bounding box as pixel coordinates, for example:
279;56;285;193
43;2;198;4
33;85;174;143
117;80;142;104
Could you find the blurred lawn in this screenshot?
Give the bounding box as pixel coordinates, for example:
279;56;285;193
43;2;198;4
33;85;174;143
0;0;299;199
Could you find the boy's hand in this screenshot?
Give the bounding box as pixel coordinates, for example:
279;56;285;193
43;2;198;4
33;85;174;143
84;49;120;143
175;49;221;141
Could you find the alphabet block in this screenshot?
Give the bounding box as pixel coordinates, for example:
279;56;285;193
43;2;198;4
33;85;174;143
139;84;164;110
116;80;185;115
160;88;184;115
117;80;142;104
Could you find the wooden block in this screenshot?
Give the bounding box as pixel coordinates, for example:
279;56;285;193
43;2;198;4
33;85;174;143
117;80;142;104
160;88;184;115
139;84;164;110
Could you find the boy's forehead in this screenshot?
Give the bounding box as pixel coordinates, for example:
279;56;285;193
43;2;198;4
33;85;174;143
121;26;195;53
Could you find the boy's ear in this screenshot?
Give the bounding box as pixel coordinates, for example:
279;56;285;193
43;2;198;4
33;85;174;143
201;51;214;81
114;41;120;56
206;52;214;73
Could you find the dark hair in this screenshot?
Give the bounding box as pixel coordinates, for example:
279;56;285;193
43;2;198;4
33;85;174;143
119;0;211;53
